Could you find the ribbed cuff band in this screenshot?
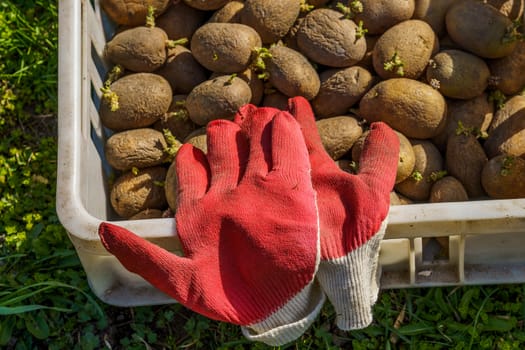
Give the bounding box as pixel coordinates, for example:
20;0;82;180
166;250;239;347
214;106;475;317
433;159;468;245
316;220;387;330
241;280;326;346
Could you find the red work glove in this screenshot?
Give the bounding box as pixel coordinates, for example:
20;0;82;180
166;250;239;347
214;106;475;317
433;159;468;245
287;96;399;330
98;108;325;346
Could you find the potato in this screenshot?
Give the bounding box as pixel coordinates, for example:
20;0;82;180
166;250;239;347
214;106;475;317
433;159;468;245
99;73;172;131
240;0;301;44
481;155;525;199
190;22;262;74
208;1;244;23
352;130;415;184
336;159;358;174
265;45;320;100
488;95;525;133
395;140;444;201
316;116;363;160
489;41;525;95
312;66;374;118
432;93;494;151
412;0;456;37
355;34;379;71
446;0;518;58
262;91;290;110
390;191;414;205
296;8;367;67
426;49;490;100
184;128;207;153
211;68;265;105
154;95;197;141
105;128;168;171
486;0;525;20
156;45;208;94
100;0;170;26
353;0;415;35
110;166;168;218
156;2;207;40
183;0;230;10
104;26;168;73
165;160;178;212
186;75;252;126
446;134;488;198
484;101;525;158
359;78;447;139
429;176;469;203
372;19;438;80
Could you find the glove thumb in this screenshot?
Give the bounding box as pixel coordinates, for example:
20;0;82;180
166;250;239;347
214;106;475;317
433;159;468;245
98;222;195;303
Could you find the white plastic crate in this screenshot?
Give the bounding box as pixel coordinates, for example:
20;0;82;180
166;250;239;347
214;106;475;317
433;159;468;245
57;0;525;307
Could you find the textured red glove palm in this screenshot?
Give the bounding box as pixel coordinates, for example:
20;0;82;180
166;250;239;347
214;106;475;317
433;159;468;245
287;96;400;330
99;107;324;346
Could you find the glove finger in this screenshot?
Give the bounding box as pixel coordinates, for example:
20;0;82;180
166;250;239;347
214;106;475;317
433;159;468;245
287;96;332;166
233;103;259;127
175;144;210;206
242;108;280;178
98;222;196;305
206;119;248;190
357;122;399;194
269;111;311;184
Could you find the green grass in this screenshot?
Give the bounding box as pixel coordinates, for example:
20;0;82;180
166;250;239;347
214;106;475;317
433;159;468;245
1;1;525;349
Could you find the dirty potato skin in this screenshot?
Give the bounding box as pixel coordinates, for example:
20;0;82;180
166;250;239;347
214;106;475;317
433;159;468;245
105;128;168;171
154;95;196;141
354;0;416;35
296;8;367;67
208;1;245;23
395;140;444;201
446;0;517;58
426;49;490;100
185;76;252;126
104;26;168;73
482;155;525;199
489;41;525;95
184;128;207;153
359;78;447;139
110;166;168;218
430;176;469;203
191;22;262;74
156;45;208;95
372;19;438;80
484;105;525;159
100;0;170;26
352;130;415;184
446;134;488;198
165;160;178;212
156;2;207;41
312;66;374;118
265;45;320;100
240;0;301;44
99;73;172;131
316;116;363;160
412;0;456;37
183;0;231;11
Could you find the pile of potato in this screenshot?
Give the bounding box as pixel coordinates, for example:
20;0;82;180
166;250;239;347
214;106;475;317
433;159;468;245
98;0;525;219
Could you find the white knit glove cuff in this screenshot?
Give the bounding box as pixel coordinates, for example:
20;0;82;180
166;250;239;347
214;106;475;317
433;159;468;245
316;219;387;330
241;280;326;346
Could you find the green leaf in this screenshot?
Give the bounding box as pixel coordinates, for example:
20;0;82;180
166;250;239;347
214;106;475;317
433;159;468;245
24;311;50;339
0;304;71;315
397;323;434;336
0;316;15;346
481;316;516;332
458;288;478;319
